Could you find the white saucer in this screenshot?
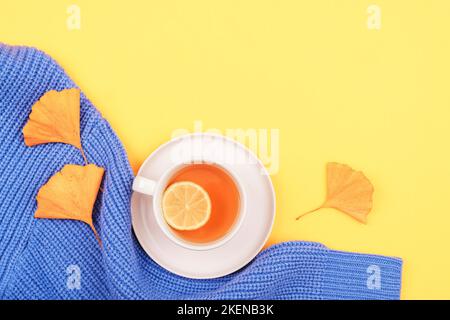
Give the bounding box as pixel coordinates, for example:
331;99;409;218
131;133;276;279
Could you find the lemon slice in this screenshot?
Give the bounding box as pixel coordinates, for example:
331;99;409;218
162;181;211;231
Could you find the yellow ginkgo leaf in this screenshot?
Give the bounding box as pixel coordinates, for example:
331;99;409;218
296;162;374;223
22;88;87;162
35;164;104;244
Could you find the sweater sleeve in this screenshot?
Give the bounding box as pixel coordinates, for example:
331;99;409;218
322;249;402;300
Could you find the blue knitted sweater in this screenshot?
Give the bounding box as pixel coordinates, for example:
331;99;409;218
0;44;402;300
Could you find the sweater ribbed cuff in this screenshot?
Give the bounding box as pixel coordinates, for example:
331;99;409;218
322;250;402;300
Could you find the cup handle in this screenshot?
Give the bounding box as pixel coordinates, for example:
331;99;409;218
132;176;157;196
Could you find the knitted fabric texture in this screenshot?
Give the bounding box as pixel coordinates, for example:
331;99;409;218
0;44;402;300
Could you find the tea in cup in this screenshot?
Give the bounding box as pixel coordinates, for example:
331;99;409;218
132;162;246;250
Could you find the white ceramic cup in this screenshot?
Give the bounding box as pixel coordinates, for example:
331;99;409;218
132;161;247;251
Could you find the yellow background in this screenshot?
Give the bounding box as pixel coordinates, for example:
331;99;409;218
1;0;449;299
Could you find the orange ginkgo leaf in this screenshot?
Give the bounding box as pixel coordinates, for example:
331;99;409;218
35;164;104;244
22;88;87;163
296;162;374;223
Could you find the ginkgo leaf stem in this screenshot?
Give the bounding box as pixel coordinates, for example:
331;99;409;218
80;148;88;165
295;205;323;220
91;225;102;248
